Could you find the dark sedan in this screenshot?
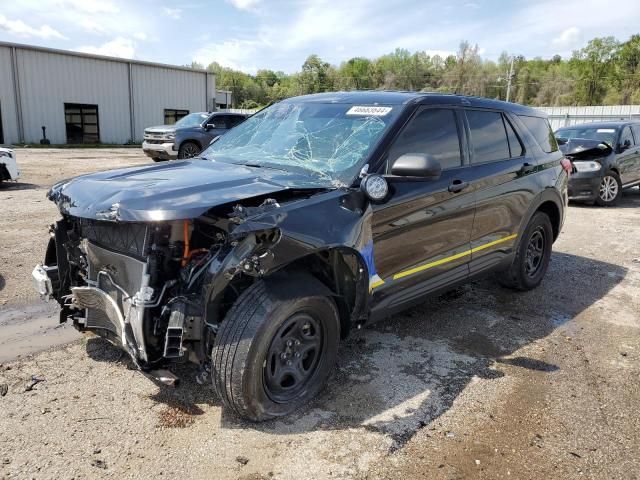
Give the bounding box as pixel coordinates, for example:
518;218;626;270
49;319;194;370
556;122;640;206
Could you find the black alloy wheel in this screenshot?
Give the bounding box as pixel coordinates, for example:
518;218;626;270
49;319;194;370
264;312;324;403
524;226;546;278
495;211;553;291
212;279;340;421
178;141;201;159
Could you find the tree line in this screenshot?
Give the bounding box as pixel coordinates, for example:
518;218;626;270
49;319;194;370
191;34;640;109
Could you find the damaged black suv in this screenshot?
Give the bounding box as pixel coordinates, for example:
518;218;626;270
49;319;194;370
32;92;568;421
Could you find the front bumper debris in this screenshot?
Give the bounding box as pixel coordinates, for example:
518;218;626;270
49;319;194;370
32;264;57;299
568;172;601;201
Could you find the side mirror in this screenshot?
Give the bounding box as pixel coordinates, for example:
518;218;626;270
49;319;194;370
391;153;442;179
619;139;632;152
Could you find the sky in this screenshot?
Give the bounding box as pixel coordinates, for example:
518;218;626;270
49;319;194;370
1;0;640;74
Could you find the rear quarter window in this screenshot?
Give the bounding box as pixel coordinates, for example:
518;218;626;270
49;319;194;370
518;115;558;153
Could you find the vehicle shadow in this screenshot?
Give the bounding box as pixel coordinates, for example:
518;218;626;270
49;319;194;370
222;251;627;448
570;186;640;209
0;182;39;191
85;251;627;450
0;274;5;292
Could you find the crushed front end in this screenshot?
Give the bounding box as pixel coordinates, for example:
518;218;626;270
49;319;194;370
33;215;229;370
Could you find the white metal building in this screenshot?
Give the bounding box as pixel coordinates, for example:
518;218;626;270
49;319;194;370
537;105;640;130
0;41;216;145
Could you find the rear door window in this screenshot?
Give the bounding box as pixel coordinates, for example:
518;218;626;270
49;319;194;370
466;110;511;163
387;108;462;170
504;117;524;157
518;115;558;153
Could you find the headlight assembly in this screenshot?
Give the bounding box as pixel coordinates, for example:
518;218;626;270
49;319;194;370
165;133;175;141
572;161;601;173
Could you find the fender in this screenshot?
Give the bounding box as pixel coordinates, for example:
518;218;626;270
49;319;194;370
516;182;566;243
201;189;375;327
179;138;203;150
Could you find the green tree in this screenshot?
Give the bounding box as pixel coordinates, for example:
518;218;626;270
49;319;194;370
572;37;620;105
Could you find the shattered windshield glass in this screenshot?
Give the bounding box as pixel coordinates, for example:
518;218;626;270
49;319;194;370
201;102;399;186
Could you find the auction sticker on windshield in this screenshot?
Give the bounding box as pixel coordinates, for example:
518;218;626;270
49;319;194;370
346;106;393;116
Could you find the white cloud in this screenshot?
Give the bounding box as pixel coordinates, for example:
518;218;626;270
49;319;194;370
552;26;581;48
79;18;108;35
162;7;182;19
56;0;119;14
193;39;260;72
76;37;135;58
226;0;261;11
424;49;456;58
133;32;147;41
464;2;480;8
0;14;67;39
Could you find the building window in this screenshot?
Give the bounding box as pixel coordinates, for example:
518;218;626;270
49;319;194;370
164;109;189;125
65;103;100;144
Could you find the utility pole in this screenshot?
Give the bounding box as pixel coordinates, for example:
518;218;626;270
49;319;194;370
505;56;515;102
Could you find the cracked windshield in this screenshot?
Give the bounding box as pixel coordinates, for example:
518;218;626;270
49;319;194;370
202;102;399;186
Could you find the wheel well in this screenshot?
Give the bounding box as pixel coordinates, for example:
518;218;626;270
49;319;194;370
181;139;202;149
609;166;620;175
290;249;367;338
536;201;561;241
0;165;10;181
207;248;367;339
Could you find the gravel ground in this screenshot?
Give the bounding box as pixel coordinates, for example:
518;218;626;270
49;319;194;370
0;149;639;479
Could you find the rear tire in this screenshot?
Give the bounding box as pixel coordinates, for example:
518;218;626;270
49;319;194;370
178;141;201;159
212;280;340;421
595;170;622;206
496;211;553;291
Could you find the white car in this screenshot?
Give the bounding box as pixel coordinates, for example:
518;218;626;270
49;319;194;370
0;147;20;182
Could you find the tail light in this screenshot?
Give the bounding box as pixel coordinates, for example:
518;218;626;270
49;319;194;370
560;158;572;174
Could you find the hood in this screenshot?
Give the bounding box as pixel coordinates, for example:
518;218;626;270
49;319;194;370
144;125;177;134
48;160;329;222
559;138;613;158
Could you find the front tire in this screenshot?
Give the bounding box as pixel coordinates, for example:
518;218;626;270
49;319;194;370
212;280;340;421
496;211;553;291
178;141;201;159
595;170;622;206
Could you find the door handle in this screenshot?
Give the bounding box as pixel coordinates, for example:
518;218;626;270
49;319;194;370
448;179;469;193
520;162;535;174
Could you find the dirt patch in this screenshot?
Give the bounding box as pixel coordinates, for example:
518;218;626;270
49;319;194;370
158;401;201;428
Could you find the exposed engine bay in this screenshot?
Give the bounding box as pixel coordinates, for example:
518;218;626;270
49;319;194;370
34;198;288;373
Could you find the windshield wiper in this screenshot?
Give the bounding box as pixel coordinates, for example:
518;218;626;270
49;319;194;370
242;162;289;173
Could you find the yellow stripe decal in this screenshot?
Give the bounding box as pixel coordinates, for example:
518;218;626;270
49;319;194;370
370;279;385;290
391;233;518;281
470;233;518;254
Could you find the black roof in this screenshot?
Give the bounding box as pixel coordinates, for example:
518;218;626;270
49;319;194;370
281;91;542;116
556;121;640;130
